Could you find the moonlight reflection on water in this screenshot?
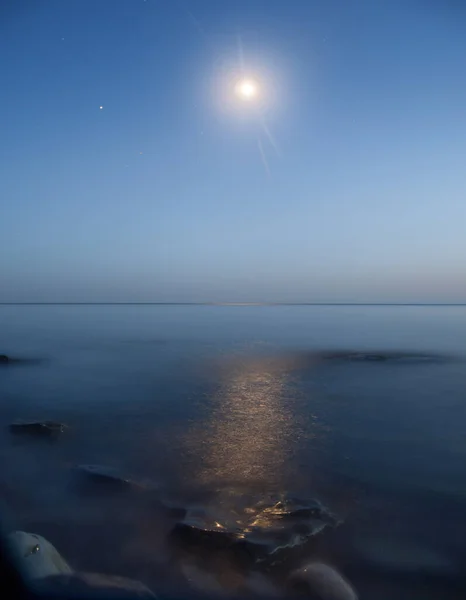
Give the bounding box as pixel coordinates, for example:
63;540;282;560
191;358;304;489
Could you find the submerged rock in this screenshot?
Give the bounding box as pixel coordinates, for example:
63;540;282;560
289;562;357;600
320;351;450;365
76;464;136;488
9;421;67;437
74;464;159;493
348;353;387;362
6;531;73;581
0;354;44;366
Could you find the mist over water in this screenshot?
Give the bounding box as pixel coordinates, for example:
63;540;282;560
0;305;465;598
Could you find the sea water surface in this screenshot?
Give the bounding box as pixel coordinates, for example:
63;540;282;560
0;304;465;598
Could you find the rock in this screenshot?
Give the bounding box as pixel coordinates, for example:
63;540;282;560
6;531;73;581
9;421;67;437
180;497;338;546
37;572;156;598
322;351;450;365
0;355;43;366
7;531;155;597
289;562;357;600
179;496;335;549
76;465;134;487
75;464;151;491
169;494;339;577
350;354;386;362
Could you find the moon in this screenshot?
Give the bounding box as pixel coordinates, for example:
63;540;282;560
235;79;259;101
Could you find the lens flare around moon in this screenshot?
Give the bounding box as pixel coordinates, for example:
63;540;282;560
211;43;284;120
235;79;259;101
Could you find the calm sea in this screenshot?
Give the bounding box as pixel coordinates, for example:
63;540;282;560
0;304;465;598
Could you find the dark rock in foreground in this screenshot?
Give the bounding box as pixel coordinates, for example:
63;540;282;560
9;421;67;437
8;530;155;598
75;464;152;491
6;531;73;579
169;495;338;573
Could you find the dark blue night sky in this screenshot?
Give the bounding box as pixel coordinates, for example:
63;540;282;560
2;1;466;302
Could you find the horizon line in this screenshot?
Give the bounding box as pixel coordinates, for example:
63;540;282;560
1;302;466;307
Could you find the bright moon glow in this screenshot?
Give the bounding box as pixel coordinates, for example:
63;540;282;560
235;79;259;101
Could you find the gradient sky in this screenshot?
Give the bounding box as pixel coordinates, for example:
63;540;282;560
1;0;466;303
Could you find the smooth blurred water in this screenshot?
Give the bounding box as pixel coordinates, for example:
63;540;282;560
0;305;465;598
